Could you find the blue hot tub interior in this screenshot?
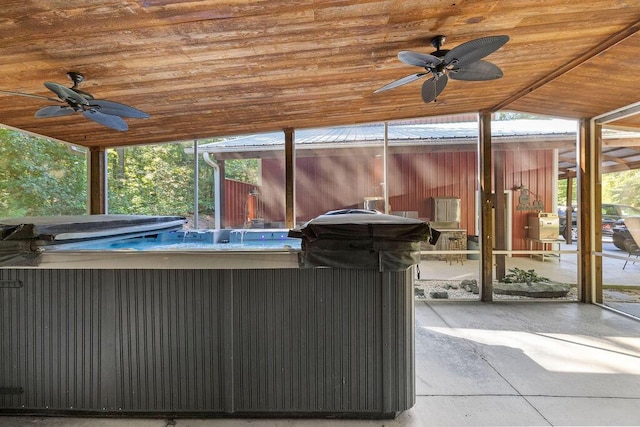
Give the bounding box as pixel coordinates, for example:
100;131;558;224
59;229;301;251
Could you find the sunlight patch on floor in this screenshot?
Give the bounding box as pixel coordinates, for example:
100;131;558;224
424;326;640;375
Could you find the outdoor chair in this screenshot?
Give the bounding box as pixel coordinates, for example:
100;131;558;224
622;217;640;270
623;239;639;269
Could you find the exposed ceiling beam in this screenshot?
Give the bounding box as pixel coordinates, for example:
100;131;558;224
595;101;640;124
602;137;640;147
601;153;629;166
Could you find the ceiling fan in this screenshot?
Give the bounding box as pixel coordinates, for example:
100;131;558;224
374;35;509;103
0;72;149;131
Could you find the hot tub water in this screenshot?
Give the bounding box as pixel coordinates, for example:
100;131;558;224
58;228;301;251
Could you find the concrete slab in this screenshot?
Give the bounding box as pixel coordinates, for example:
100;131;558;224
0;418;164;427
415;301;518;396
606;302;640;319
528;396;640;426
425;302;640;399
408;396;550;426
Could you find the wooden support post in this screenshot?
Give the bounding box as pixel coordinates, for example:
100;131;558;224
565;176;574;244
479;112;494;302
494;150;506;281
89;146;106;214
593;121;604;303
284;128;295;228
219;160;226;229
577;119;602;303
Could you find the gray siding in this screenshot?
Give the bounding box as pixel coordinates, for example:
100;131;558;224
1;268;413;417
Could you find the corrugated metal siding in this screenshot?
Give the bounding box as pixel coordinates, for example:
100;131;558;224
388;151;479;234
224;179;261;228
261;156;381;223
253;149;555;249
1;268;413;416
505;150;555;250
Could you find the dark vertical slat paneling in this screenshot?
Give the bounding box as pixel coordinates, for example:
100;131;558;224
99;270;116;411
1;267;413;417
112;269;227;412
1;270;19;408
0;270;102;411
231;268;411;415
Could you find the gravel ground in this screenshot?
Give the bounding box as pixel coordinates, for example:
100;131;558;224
415;279;640;303
415;279;579;301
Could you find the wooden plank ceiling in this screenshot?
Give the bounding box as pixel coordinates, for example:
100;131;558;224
0;0;639;148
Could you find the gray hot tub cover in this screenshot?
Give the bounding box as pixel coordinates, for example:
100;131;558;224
0;215;186;266
289;209;438;270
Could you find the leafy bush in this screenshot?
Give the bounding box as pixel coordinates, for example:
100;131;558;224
499;268;549;285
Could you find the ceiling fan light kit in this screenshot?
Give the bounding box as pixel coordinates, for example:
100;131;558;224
0;72;149;131
375;35;509;103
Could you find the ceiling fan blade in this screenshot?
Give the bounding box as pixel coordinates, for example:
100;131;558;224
0;89;62;103
421;74;448;103
44;82;89;105
449;60;504;81
34;105;75;118
82;110;128;131
398;51;442;68
374;72;428;93
444;35;509;67
88;99;150;118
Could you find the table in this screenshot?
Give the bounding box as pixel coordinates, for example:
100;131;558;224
525;237;564;262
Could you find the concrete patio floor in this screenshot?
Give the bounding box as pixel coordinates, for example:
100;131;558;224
2;301;639;426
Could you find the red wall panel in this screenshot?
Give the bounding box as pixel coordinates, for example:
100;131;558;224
225;149;556;252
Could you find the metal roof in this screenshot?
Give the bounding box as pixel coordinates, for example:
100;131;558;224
195;118;579;153
189;118;640;177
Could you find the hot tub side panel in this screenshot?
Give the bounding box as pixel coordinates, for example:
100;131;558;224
231;269;414;415
0;269;231;413
0;268;414;417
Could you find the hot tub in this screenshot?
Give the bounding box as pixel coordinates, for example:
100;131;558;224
0;215;417;419
37;228;302;269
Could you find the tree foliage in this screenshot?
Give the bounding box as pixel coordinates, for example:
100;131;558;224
225;158;259;185
602;170;640;207
558;170;640;209
0;129;87;217
107;143;197;215
1;130;260;220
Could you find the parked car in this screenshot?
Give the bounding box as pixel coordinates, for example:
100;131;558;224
559;203;640;241
612;222;634;250
601;204;640;237
558;206;578;240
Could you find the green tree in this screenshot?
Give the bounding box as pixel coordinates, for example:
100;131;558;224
0;129;87;217
107;142;197;216
225;158;259;184
106;143;259;220
602;169;640;206
557;178;577;208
